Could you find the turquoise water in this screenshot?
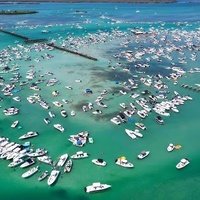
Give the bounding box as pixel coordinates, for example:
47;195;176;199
0;2;200;200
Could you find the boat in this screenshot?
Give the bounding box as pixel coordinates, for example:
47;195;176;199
37;155;53;165
70;110;76;116
175;144;182;150
57;153;68;167
125;129;136;139
8;158;24;168
53;124;64;133
47;170;60;186
92;159;106;167
115;157;134;168
48;111;55;118
167;143;175;152
60;109;68;118
176;158;190;169
64;159;73;173
19;131;38;140
88;137;94;144
11;120;19;128
85;182;111;193
132;129;143;138
44;118;50;124
110;117;121;125
155;115;164;125
135;122;146;130
20;158;35;168
137;151;150;160
71;151;89;159
38;171;49;181
22;166;39;178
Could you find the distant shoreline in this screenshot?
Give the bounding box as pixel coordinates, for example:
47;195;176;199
0;0;176;4
0;10;38;15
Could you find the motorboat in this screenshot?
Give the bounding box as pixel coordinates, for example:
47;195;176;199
22;166;39;178
125;129;136;139
27;148;47;157
56;153;68;167
19;131;39;140
137;151;150;159
48;111;55;118
11;120;19;128
20;158;35;168
167;143;175;152
54;124;64;133
71;151;89;159
70;110;76;116
53;101;63;107
115;157;134;168
155;115;164;125
60;109;68;118
176;158;190;169
92;159;106;167
37;155;53;165
47;170;60;186
8;158;24;167
44;118;50;124
135;122;146;130
38;171;49;181
85;182;111;193
110;117;121;125
64;159;73;173
133;129;143;138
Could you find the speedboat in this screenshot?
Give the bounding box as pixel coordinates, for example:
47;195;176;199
20;158;35;168
70;110;76;116
48;111;55;118
115;157;134;168
44;117;50;124
37;155;53;165
19;131;39;140
155;115;164;125
137;151;150;160
47;170;60;186
85;182;111;193
11;120;19;128
167;143;175;152
176;158;190;169
8;158;24;167
92;159;106;167
110;117;121;125
60;109;68;118
54;124;64;133
64;159;73;173
38;171;49;181
56;153;68;167
125;129;136;139
71;151;89;159
132;129;143;138
22;166;39;178
135;122;146;130
53;101;63;107
27;148;47;157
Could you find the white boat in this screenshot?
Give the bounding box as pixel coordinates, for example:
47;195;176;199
48;111;55;118
115;157;134;168
176;158;190;169
8;158;24;168
135;122;146;130
60;109;68;117
53;101;63;107
132;129;143;138
110;117;121;125
20;158;35;168
70;110;76;116
19;131;38;140
22;166;39;178
92;159;106;167
85;182;111;193
37;155;53;165
11;120;19;128
88;137;94;144
44;118;50;124
53;124;64;133
47;170;60;186
125;129;136;139
167;143;175;152
71;151;89;159
57;153;68;167
137;151;150;159
38;171;49;181
64;159;73;173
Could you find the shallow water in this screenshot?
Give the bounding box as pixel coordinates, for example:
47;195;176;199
0;2;200;200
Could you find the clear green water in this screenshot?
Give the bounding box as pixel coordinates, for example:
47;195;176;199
0;2;200;200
